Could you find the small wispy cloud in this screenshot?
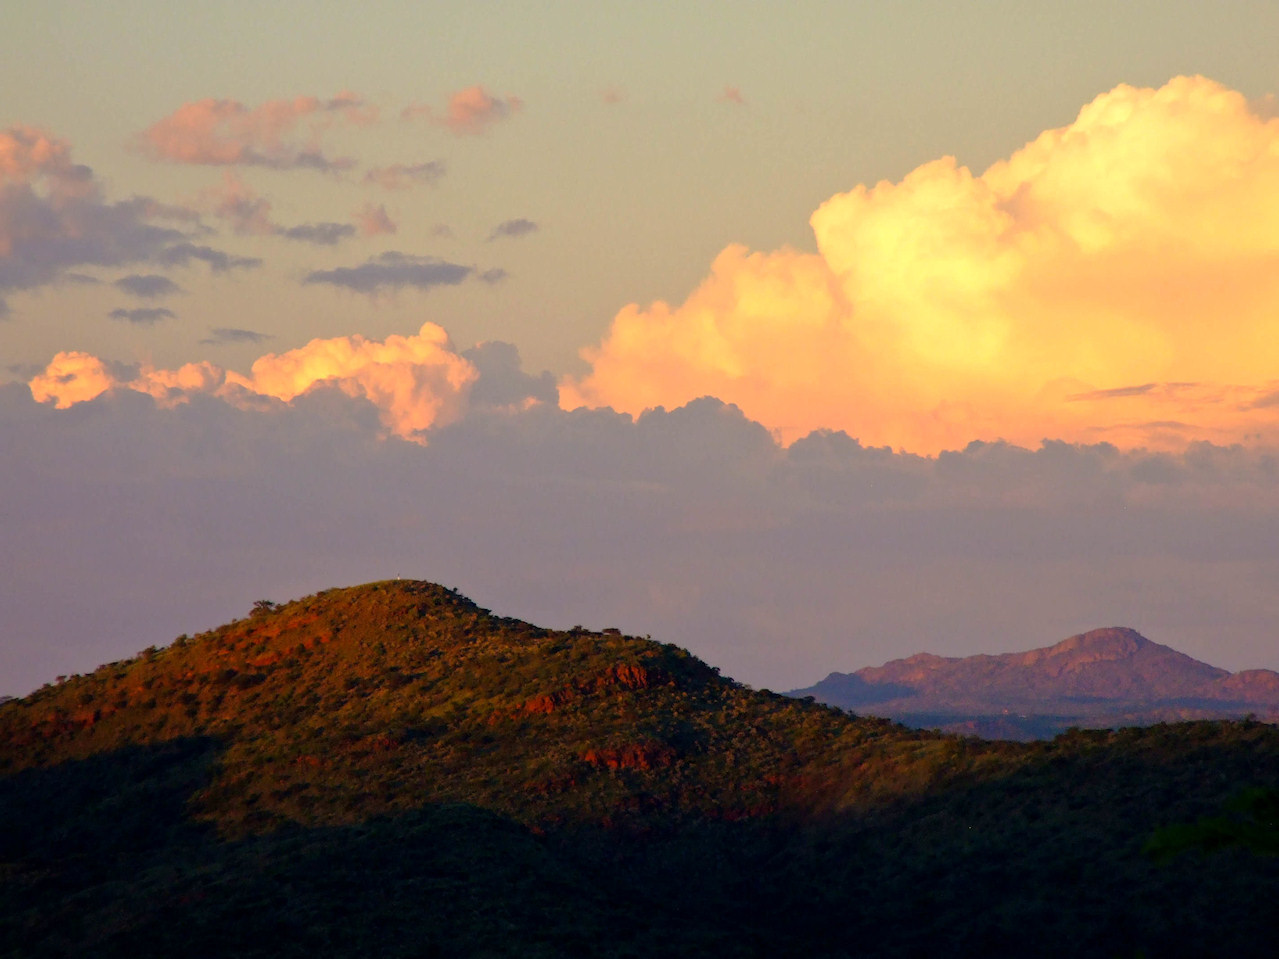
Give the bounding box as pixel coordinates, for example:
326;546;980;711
156;243;262;272
199;327;273;345
363;161;446;190
717;86;746;106
280;222;357;245
487;218;539;242
108;307;175;325
302;251;476;294
114;274;183;298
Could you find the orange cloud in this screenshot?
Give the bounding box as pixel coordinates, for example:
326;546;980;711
30;323;477;440
401;86;522;135
140;93;372;170
28;351;115;408
563;76;1279;453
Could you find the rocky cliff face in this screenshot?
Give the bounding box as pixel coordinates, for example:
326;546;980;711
792;627;1279;739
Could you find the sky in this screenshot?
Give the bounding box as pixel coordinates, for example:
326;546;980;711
4;2;1279;696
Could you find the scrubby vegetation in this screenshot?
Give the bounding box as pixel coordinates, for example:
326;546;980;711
3;581;1278;956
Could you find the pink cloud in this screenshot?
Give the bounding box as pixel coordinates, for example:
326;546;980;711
718;86;746;106
401;86;523;135
357;202;397;236
139;92;373;170
202;171;276;235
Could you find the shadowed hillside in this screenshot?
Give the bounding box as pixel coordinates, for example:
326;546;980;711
792;627;1279;739
3;582;1279;957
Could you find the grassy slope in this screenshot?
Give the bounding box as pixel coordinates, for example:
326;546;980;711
3;581;1278;957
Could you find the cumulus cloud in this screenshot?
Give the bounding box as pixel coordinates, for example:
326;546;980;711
200;327;273;345
29;322;478;441
27;351;116;407
0;126;219;310
139;92;373;171
114;274;182;298
356;202;397;236
564;76;1279;453
363;161;445;190
303;251;477;294
108;306;175;325
486;217;538;241
401;86;523;135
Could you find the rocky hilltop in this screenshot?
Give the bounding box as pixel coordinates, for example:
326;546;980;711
3;583;1279;957
792;627;1279;739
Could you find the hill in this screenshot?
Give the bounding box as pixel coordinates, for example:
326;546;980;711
3;582;1279;957
791;627;1279;739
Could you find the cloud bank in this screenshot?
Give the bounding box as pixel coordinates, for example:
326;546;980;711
563;77;1279;453
8;370;1279;699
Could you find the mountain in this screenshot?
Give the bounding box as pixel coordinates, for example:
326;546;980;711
791;627;1279;739
3;582;1279;957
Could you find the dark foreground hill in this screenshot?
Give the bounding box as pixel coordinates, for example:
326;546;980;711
791;627;1279;739
3;582;1279;957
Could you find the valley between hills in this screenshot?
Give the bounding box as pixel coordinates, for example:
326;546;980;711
2;580;1278;957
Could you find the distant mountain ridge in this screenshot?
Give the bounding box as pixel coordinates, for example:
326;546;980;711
791;627;1279;739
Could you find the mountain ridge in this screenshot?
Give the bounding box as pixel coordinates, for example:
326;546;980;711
792;626;1279;739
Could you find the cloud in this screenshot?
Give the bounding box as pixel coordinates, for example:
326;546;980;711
202;171;276;235
155;242;261;272
201;172;356;244
302;251;476;294
29;321;478;441
200;327;273;345
114;274;182;298
363;161;445;190
280;222;357;245
401;86;523;135
602;88;626;106
487;217;538;241
0;126;227;309
356;203;397;236
108;306;175;325
139;93;373;171
564;76;1279;453
27;351;116;407
717;86;746;106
